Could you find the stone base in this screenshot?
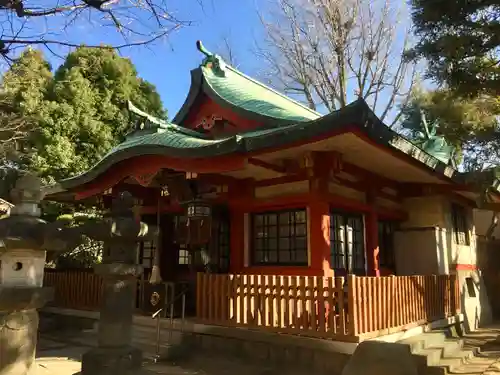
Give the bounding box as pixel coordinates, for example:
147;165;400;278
80;346;142;375
0;309;39;375
341;341;418;375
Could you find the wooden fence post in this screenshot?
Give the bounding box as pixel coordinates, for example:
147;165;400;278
450;274;460;313
347;274;358;337
196;272;202;319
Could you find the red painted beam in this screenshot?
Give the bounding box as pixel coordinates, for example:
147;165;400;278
73;154;245;200
247;157;287;174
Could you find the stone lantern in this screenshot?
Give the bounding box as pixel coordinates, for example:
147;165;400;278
0;175;76;375
76;191;158;375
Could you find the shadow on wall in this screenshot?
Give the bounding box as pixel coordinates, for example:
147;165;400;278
409;275;451;325
477;238;500;320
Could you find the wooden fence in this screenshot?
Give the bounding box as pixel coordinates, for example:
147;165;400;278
196;273;460;342
43;269;460;341
350;274;460;339
43;269;103;311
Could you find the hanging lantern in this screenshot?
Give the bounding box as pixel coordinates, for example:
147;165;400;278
186;198;211;219
184;198;212;246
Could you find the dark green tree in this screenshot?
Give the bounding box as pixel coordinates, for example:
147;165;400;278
409;0;500;97
0;46;166;268
25;46;166;183
0;49;53;198
400;87;500;171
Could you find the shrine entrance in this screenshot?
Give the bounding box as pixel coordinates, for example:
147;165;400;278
136;205;230;317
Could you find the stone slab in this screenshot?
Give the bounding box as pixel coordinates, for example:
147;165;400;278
341;341;418;375
80;346;142;375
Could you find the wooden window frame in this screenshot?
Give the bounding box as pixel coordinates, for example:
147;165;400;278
211;216;230;272
378;220;396;270
330;211;366;276
178;245;190;265
139;240;155;269
451;203;470;246
251;208;308;266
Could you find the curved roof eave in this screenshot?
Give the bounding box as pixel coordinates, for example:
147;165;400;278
172;69;204;124
46;99;473;198
172;66;320;127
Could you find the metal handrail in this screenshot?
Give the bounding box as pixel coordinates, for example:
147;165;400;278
151;286;188;363
165;287;188;342
152;308;163;360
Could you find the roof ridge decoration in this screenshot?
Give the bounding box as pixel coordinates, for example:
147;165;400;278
171;40;321;125
196;40;227;78
126;100;210;141
196;40;320;119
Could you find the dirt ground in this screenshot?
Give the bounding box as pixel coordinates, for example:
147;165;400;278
35;325;500;375
36;335;284;375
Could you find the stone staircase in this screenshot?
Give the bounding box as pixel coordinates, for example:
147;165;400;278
398;330;483;375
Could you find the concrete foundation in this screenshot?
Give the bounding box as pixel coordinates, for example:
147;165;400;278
341;341;418;375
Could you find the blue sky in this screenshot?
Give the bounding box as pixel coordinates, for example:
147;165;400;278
40;0;268;118
119;0;266;116
7;0;414;120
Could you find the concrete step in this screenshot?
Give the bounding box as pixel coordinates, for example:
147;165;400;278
131;324;195;363
397;330;478;375
441;339;463;357
400;331;447;354
443;348;475;361
413;347;444;367
421;349;479;375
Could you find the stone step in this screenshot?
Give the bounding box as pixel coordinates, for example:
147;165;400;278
441;339;463;357
421;351;479;375
413;347;444;367
400;332;447;353
397;330;478;375
430;357;464;373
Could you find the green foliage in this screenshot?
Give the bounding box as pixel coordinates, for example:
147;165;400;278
47;209;105;269
400;87;500;170
11;47;167;183
409;0;500;97
0;49;51;165
0;46;166;268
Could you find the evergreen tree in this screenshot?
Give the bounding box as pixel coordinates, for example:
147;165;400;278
16;46;167;183
409;0;500;97
400;88;500;170
0;46;166;268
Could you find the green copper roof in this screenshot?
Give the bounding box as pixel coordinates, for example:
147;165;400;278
173;41;320;125
201;64;319;122
46;99;482;196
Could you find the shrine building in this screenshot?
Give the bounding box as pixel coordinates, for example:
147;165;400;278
44;41;500;330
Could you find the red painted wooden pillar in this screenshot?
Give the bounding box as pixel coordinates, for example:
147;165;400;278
308;200;332;276
307;152;332;276
366;191;380;276
228;180;253;273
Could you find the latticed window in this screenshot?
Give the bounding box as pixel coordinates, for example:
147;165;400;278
330;212;365;276
452;203;469;245
251;209;308;266
178;245;190;265
139;240;155;268
378;221;396;269
210;215;230;272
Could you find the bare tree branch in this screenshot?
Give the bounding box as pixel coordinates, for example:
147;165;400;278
216;31;240;68
0;0;195;57
255;0;416;122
